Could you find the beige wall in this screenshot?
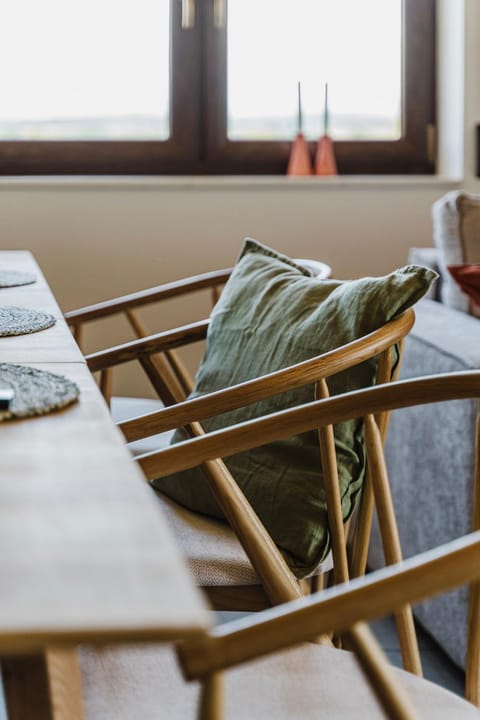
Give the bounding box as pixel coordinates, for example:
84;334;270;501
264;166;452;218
1;179;456;309
2;0;476;395
0;178;457;394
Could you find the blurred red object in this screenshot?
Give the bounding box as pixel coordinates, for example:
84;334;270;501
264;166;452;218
287;133;313;176
448;264;480;307
315;134;338;175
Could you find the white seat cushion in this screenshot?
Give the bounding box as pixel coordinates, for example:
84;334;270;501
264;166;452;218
110;396;173;456
112;396;333;585
79;642;479;720
157;494;332;586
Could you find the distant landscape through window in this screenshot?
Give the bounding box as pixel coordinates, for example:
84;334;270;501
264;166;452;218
0;0;170;140
227;0;402;141
2;0;401;143
0;0;434;175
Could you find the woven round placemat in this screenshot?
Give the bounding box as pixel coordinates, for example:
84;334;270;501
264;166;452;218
0;306;56;336
0;364;79;421
0;271;37;288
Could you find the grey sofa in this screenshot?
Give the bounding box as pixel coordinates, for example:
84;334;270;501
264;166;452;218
368;295;480;669
369;193;480;670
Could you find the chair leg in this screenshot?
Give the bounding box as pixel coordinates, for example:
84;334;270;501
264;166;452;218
199;672;224;720
125;308;189;403
316;379;350;586
99;368;113;408
346;623;421;720
310;573;326;593
348;347;396;580
2;649;85;720
349;471;375;579
72;323;83;350
364;413;422;677
467;581;480;706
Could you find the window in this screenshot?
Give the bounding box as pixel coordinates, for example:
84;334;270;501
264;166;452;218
0;0;435;175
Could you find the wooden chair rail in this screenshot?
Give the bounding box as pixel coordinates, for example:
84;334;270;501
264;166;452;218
315;379;349;587
120;309;415;443
364;413;421;676
190;428;304;609
126;308;194;395
138;371;480;481
85;320;209;373
349;344;399;581
0;531;475;664
345;623;421;720
177;528;480;680
64;268;232;325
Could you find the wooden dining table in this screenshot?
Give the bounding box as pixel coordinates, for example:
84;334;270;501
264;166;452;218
0;251;211;719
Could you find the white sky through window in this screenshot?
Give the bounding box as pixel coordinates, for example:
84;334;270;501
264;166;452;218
228;0;402;140
0;0;401;142
0;0;170;139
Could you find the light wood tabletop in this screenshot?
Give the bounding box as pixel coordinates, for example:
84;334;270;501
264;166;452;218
0;252;84;363
0;251;50;291
0;252;211;719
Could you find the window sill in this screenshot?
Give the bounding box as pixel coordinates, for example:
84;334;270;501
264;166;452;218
0;174;462;191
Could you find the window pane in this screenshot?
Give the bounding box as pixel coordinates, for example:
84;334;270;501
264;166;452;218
227;0;402;141
0;0;170;141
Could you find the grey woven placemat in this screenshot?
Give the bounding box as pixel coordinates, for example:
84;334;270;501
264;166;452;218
0;271;37;288
0;306;56;336
0;364;79;421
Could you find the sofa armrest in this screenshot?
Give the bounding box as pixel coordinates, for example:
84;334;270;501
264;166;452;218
410;298;480;370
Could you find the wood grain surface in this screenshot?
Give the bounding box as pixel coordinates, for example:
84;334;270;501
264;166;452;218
0;251;211;719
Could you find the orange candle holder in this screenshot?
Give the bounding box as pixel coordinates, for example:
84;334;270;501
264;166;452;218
287;133;313;176
314;134;338;175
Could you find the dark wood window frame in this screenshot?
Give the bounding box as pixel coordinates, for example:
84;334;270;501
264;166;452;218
0;0;435;176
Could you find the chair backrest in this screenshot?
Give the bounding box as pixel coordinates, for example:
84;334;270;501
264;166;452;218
176;530;480;720
111;311;414;615
80;259;330;406
87;304;418;667
66;267;232;405
65;259;331;405
167;372;480;713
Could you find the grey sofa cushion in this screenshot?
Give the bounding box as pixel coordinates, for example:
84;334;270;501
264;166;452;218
368;299;480;669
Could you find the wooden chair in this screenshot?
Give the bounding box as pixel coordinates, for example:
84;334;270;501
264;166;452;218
66;269;418;672
64;373;480;717
65;260;331;408
80;315;420;652
65;268;233;406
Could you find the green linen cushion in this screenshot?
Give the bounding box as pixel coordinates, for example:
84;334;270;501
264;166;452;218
152;239;437;578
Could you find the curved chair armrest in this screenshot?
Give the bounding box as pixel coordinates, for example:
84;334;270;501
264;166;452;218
65;268;232;326
0;530;476;656
137;370;480;480
120;309;414;442
178;528;480;679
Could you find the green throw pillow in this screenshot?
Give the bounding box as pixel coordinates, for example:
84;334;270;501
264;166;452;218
152;239;437;578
